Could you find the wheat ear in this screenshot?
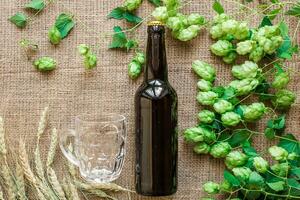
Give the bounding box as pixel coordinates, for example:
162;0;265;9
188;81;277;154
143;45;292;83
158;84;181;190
0;116;7;156
47;167;67;200
34;107;49;181
1;164;17;200
74;179;132;192
61;178;71;200
0;185;4;200
46;128;58;167
15;163;27;200
67;177;80;200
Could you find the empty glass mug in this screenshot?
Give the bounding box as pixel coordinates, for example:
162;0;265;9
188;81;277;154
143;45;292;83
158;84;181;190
60;113;127;183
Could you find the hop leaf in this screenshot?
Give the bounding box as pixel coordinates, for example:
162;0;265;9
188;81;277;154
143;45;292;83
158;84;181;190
9;13;27;28
107;7;142;24
54;13;75;39
25;0;45;11
286;2;300;18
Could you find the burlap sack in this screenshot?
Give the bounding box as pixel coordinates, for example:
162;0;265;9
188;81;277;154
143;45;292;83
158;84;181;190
0;0;299;199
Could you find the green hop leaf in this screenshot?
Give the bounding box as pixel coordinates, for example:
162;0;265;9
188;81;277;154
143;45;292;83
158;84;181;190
109;26;128;49
278;134;300;154
25;0;45;11
259;16;272;28
224;170;241;187
264;128;275;140
148;0;162;6
33;57;56;72
271;162;290;177
48;26;62;45
54;13;75;39
267;181;285;192
203;181;220;194
108;8;143;24
212;0;224;14
228;130;251;148
9;13;27;28
286;2;300;18
247;171;265;189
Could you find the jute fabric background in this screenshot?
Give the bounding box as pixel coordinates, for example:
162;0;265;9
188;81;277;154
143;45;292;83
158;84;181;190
0;0;299;199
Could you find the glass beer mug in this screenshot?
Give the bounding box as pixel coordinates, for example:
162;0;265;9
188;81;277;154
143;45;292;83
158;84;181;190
60;113;127;183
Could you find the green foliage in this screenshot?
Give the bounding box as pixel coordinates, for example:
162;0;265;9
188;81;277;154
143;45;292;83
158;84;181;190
54;13;75;39
148;0;162;6
108;7;142;24
286;2;300;18
213;0;224;14
109;26;138;50
25;0;45;11
77;44;97;69
9;13;27;28
228;130;251;148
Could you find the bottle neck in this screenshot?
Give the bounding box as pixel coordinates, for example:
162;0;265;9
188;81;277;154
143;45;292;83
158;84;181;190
145;25;168;82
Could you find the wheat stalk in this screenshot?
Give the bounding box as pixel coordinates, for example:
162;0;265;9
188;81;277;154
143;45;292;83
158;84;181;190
47;128;58;167
15;163;27;200
37;107;48;139
1;164;17;200
67;177;80;200
47;167;67;200
0;185;4;200
61;178;71;200
0;117;7;156
74;179;132;193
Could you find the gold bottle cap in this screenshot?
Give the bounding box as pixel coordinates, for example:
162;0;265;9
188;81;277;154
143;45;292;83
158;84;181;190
147;20;164;26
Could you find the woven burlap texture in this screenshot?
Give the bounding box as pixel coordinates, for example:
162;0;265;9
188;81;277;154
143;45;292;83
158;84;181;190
0;0;299;199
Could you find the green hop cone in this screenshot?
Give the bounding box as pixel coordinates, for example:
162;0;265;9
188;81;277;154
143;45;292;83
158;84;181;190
241;102;266;122
271;163;290;177
236;40;256;56
210;40;233;57
198;110;215;124
223;52;237;64
128;61;142;79
213;13;230;24
163;0;180;16
231;61;260;80
123;0;142;11
177;25;201;41
192;60;216;82
197;91;218;106
184;127;204;143
203;129;217;144
48;26;61;45
220;180;232;192
253;156;269;173
133;52;145;65
249;46;264;62
203;181;220;195
77;44;90;56
84;53;97;69
193;142;210;154
166;16;184;31
225;151;248;169
229;78;259;96
187;13;205;26
268;146;288;161
233;22;249;40
232;167;252;181
213;99;234;114
152;6;169;21
175;13;188;26
271;89;296;109
221;19;239;35
210;24;224;39
197;79;213;91
33;57;56;72
210;142;231;158
221;112;241;127
272;72;290;89
288;152;297;160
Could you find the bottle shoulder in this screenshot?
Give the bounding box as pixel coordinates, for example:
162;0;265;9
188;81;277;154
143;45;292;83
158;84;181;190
135;79;177;100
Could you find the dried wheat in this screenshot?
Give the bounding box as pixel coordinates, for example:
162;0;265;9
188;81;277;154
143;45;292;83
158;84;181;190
47;128;58;167
0;185;4;200
37;107;48;139
66;145;77;177
1;164;17;200
74;179;132;192
67;177;80;200
85;189;118;200
15;163;27;200
47;167;67;200
61;178;71;200
0;116;7;156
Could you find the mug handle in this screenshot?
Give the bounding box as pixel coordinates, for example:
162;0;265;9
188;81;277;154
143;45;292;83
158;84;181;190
59;129;80;166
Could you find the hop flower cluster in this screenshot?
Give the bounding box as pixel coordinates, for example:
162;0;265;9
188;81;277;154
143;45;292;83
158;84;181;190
152;0;206;41
123;0;142;11
209;13;283;63
128;52;145;79
77;44;97;69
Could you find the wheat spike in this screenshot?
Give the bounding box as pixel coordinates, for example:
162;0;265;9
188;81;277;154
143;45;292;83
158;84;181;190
15;163;27;200
37;107;48;139
74;179;131;192
47;128;58;167
0;116;7;156
61;178;71;200
47;167;67;200
0;185;5;200
67;177;80;200
66;145;77;177
1;164;17;200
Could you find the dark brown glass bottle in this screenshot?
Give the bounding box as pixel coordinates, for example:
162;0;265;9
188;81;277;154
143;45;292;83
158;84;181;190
135;21;178;196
